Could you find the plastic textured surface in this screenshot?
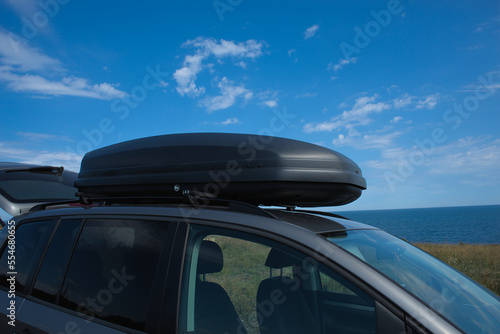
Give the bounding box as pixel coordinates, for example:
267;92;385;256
75;133;367;207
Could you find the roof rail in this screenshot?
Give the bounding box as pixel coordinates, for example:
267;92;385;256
31;194;277;219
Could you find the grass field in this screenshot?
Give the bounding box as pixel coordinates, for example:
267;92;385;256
415;243;500;296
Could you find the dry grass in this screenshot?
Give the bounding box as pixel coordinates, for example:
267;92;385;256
415;243;500;296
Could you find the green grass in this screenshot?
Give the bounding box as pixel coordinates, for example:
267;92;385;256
415;243;500;296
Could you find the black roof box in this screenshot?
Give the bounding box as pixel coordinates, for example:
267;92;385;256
75;133;366;207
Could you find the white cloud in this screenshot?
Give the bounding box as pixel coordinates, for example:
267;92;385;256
220;118;240;125
387;84;398;93
203;117;242;126
16;132;73;142
21;152;82;172
303;24;320;39
393;93;414;109
199;77;252;112
416;94;439;109
183;37;264;58
295;92;317;99
304;95;391;133
460;71;500;93
263;100;278;108
0;69;126;99
235;61;247;69
390;116;403;123
0;29;126;100
174;37;264;102
327;57;357;72
333;131;403;149
0;142;82;172
428;137;500;176
367;137;500;188
173;53;205;97
0;30;61;71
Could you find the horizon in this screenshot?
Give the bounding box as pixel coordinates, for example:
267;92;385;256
0;1;499;214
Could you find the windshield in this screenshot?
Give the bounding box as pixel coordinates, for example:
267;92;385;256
328;230;500;334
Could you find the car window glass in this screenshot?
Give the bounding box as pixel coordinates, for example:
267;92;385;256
59;219;169;331
0;221;52;293
179;226;377;334
32;219;82;303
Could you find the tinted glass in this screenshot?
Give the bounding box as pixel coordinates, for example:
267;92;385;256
329;230;500;334
59;219;169;331
179;226;376;334
0;221;51;292
0;171;77;203
32;219;82;303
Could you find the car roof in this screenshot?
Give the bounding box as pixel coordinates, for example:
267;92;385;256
18;199;377;236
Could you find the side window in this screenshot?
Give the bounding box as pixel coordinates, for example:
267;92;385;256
32;219;82;303
0;221;52;293
179;226;377;334
59;219;169;331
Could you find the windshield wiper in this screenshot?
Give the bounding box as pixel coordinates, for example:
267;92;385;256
5;166;65;177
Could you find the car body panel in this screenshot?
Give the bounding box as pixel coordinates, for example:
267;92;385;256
0;205;464;333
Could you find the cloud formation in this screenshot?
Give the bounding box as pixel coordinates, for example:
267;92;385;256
199;77;253;112
333;131;403;149
173;37;264;102
303;24;319;39
327;57;357;72
304;95;391;133
0;29;126;100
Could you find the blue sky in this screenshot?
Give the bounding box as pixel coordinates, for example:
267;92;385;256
0;0;499;217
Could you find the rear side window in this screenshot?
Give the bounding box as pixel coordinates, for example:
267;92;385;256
0;221;52;293
59;219;169;331
32;219;82;303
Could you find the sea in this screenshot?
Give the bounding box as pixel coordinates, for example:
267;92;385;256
333;205;500;244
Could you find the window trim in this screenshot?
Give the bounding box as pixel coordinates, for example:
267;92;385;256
30;218;83;304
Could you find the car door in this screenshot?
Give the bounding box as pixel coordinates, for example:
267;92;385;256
174;222;409;334
0;215;179;334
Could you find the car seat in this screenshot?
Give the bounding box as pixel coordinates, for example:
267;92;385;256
256;248;320;334
195;240;247;334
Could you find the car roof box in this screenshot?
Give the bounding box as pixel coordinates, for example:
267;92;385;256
75;133;367;207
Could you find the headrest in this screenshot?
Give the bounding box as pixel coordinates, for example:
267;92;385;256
265;248;297;269
197;240;223;275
